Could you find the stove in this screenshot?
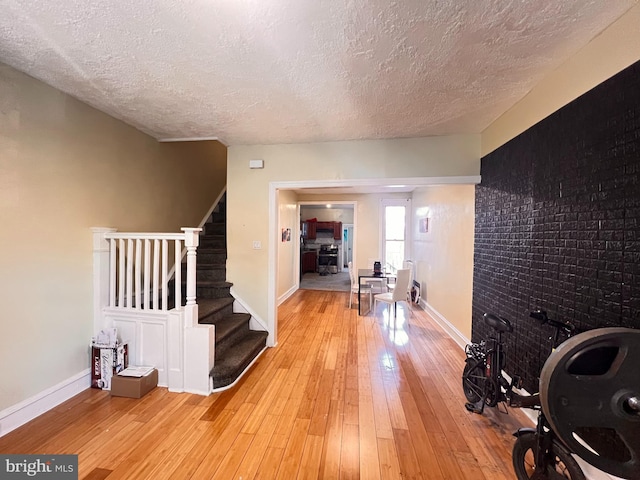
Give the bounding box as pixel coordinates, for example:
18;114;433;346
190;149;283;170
318;245;339;275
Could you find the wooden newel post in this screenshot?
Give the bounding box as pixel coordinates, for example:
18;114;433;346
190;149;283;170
182;228;202;306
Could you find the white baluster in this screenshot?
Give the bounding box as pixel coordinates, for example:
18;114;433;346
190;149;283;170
153;239;160;310
174;239;182;309
144;239;150;310
162;239;168;311
118;239;125;307
109;237;116;308
135;239;142;309
126;239;133;308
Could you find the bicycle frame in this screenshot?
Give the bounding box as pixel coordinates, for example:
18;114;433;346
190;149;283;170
464;328;515;413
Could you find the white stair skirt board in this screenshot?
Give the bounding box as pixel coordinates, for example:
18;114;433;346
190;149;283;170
210;345;268;394
0;369;90;438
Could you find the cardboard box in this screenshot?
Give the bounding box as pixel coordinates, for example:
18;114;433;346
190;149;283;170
110;369;158;398
90;343;128;390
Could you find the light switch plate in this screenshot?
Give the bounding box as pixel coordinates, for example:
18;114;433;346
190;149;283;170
253;241;261;249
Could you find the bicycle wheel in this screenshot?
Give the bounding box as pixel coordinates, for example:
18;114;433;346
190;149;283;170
512;432;585;480
462;359;484;404
483;376;499;407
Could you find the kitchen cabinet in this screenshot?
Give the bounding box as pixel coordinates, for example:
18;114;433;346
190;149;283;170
307;222;316;239
302;251;317;273
305;221;341;240
333;222;342;240
301;221;317;240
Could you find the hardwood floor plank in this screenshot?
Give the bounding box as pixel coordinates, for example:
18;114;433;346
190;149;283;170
396;389;443;479
145;418;212;480
211;432;255;480
234;413;279;480
253;446;285;480
318;399;344;480
82;468;112;480
340;423;361;480
242;368;289;434
358;393;381;480
188;402;255;479
392;428;424;480
296;434;324;480
377;437;402;480
275;417;310;479
1;290;529;480
308;368;335;436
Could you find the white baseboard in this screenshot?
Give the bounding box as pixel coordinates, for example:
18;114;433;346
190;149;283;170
420;300;470;350
278;285;297;306
0;369;90;438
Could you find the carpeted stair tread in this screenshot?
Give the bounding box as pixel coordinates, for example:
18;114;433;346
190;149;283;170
211;313;252;344
191;264;226;271
198;297;234;320
198;247;226;254
200;238;225;244
193;280;232;288
211;331;268;389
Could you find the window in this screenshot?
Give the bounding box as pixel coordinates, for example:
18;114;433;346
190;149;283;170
381;199;410;273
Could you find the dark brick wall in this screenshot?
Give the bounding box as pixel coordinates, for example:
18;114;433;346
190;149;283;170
473;60;640;393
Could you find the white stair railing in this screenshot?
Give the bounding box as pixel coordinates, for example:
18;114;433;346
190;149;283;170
104;228;201;311
92;227;214;395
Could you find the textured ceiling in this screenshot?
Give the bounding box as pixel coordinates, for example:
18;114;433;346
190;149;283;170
0;0;636;145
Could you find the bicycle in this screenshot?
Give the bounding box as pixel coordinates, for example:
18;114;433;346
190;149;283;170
462;310;584;479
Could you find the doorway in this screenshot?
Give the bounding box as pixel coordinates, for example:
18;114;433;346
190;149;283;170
343;224;354;268
298;202;356;292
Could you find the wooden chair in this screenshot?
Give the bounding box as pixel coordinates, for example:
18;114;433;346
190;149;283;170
374;269;412;318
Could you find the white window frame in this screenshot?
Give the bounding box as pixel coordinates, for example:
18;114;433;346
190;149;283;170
379;198;412;273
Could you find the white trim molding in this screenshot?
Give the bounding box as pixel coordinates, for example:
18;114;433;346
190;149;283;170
231;290;272;345
420;300;470;350
158;136;222;143
0;369;90;438
278;285;298;306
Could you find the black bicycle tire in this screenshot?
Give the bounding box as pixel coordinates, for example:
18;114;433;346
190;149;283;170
512;432;585;480
462;359;484;404
483;375;499;407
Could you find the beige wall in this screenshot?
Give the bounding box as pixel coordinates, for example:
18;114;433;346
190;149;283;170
227;135;480;335
482;2;640;155
300;205;354;224
411;185;475;340
277;190;299;300
0;64;226;413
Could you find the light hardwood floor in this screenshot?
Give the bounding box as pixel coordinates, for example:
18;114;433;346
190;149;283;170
0;290;531;479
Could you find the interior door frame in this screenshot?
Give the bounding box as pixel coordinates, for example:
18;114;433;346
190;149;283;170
267;176;480;347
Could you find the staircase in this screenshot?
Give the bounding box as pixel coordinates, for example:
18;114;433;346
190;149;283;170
187;193;268;390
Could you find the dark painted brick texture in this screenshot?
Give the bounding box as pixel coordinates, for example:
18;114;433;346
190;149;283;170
473;60;640;393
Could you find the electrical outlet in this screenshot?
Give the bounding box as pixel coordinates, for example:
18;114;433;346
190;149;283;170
253;241;261;249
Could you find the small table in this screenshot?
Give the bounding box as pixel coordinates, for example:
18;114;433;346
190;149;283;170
358;269;389;315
